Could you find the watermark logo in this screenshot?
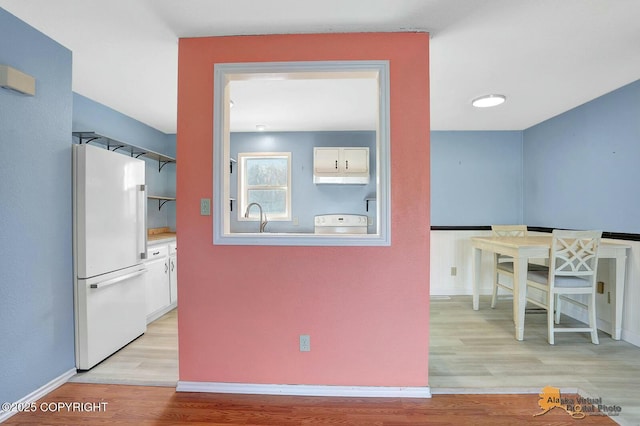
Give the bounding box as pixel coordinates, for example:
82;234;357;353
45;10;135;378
533;386;622;419
534;386;585;418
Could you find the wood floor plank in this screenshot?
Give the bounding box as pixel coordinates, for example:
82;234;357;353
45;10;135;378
3;383;617;425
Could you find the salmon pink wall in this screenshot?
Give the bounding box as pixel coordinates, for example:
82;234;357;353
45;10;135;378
177;33;430;387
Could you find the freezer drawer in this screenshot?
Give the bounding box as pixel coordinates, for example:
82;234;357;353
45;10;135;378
75;266;147;370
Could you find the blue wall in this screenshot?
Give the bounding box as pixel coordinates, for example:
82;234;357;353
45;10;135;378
230;131;376;233
0;8;74;404
431;131;523;226
145;157;176;230
0;8;177;406
73;93;177;230
73;93;175;157
430;80;640;234
523;80;640;233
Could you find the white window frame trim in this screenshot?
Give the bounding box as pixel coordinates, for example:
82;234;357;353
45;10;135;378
213;60;391;246
237;152;292;222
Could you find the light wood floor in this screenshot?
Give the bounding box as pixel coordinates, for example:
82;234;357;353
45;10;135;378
430;296;640;425
70;309;178;386
65;297;640;424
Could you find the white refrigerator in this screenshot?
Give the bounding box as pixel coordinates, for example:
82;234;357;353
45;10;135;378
73;143;148;370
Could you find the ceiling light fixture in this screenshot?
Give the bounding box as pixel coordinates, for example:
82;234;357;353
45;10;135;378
256;124;266;131
472;94;506;108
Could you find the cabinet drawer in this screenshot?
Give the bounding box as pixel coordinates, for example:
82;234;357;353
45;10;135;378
146;245;168;260
168;242;177;255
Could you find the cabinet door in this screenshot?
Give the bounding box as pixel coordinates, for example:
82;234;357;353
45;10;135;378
169;254;177;304
342;148;369;174
144;257;168;317
314;148;340;174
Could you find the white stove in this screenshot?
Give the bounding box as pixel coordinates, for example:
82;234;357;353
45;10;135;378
314;214;368;234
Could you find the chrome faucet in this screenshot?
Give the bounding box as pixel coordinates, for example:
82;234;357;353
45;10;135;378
244;202;268;233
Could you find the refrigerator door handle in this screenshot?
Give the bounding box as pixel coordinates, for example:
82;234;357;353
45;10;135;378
139;184;148;260
89;269;147;289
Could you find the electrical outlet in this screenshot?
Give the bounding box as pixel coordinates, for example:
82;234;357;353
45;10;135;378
450;266;457;276
293;216;299;226
200;198;211;216
299;334;311;352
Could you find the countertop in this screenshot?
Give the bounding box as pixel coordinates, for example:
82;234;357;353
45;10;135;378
148;227;176;243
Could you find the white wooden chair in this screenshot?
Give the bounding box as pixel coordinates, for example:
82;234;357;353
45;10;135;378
490;225;528;308
525;230;602;344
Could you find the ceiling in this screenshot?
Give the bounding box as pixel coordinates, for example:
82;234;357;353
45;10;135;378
229;76;380;132
1;0;639;134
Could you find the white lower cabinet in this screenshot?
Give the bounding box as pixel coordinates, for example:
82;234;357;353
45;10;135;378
169;242;177;304
144;241;176;323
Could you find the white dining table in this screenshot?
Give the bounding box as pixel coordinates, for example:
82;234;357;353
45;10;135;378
471;235;630;341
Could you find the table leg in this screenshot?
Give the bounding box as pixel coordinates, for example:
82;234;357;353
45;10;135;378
473;247;481;310
612;254;627;340
513;255;528;341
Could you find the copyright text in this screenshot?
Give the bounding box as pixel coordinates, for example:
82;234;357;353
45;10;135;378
2;401;108;413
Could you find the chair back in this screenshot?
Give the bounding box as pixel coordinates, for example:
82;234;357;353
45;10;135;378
550;230;602;279
491;225;528;237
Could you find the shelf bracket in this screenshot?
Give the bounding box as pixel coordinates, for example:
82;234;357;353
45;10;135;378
79;136;100;145
365;197;376;212
159;159;174;172
157;199;174;210
109;144;126;153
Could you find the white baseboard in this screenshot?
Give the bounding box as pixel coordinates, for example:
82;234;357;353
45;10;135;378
147;303;176;324
0;368;76;423
622;328;640;347
176;381;431;398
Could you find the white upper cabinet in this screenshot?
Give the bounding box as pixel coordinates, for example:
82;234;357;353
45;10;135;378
314;148;341;175
313;147;369;184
